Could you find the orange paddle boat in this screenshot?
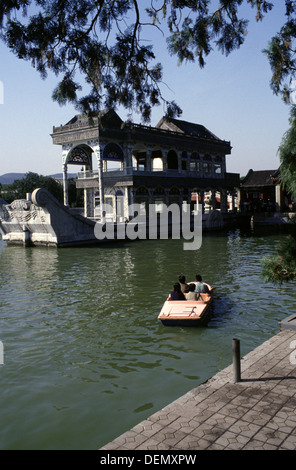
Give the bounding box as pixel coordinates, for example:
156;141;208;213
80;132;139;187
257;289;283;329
158;284;215;326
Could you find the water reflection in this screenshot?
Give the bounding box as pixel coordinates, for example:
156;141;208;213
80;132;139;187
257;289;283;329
0;231;295;449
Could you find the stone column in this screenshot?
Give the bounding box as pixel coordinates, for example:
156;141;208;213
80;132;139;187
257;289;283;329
124;187;129;221
83;188;88;217
124;144;133;174
177;151;182;173
128;189;136;219
221;155;226;176
146;148;152;172
179;189;184;209
231;191;236;211
211;190;216;210
275;184;283;212
237;190;241;211
62;163;69;206
220;189;228;213
94;142;104;221
62;144;72;207
162;150;168;172
199;190;205;214
164;189;169;206
84;188;95;217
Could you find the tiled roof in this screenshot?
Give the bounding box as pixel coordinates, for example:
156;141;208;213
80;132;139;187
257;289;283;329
241;169;279;187
156;117;222;141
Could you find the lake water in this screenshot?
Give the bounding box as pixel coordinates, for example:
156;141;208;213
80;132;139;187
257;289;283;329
0;229;295;449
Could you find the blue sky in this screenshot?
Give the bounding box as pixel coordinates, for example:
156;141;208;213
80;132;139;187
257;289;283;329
0;2;292;177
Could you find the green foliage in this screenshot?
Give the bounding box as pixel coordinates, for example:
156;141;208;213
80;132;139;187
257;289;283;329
264;8;296;100
4;172;63;203
3;172;83;207
261;219;296;283
261;254;296;283
278;106;296;197
0;0;290;121
261;243;296;283
67;178;84;208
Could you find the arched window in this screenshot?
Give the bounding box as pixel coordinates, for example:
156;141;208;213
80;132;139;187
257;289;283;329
214;156;222;174
167;150;178;170
202;154;212;174
103;143;124;161
67;146;91;165
181;151;188;170
190;152;200;172
152;149;163;171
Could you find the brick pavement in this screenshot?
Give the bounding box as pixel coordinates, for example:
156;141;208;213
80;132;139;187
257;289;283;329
100;327;296;450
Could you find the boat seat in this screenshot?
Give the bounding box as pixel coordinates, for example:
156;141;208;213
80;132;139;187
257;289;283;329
159;302;204;318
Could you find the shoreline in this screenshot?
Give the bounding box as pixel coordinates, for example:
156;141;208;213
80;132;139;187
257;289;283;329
100;316;296;450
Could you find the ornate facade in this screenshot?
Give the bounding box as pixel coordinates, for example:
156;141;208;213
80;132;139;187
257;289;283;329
51;109;239;220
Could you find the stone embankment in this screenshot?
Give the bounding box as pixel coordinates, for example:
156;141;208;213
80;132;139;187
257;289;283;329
101;315;296;450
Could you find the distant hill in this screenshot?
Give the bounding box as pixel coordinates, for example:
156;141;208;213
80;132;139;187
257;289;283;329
50;173;78;181
0;173;77;184
0;173;25;184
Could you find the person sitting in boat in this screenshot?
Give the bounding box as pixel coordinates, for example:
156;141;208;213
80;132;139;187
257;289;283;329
169;283;186;301
178;275;188;293
194;274;209;299
184;283;197;301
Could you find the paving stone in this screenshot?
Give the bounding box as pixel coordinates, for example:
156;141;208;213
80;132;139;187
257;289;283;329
267;406;296;433
136;438;171;450
213;430;250;449
100;330;296;451
174;434;212;450
218;402;250;420
250;399;285;417
242;439;278;450
193;423;226;443
252;427;287;447
148;409;179;425
242;408;273;427
281;433;296;450
146;428;188;448
230;393;260;408
205;412;237;430
131;419;163;438
227;419;261;439
168;415;202;434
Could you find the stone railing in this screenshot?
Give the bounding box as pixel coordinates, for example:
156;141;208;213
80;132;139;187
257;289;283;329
77;167;227;180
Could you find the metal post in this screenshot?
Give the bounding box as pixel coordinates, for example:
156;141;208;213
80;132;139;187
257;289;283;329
232;338;241;383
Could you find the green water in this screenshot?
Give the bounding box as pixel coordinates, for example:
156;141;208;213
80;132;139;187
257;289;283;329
0;230;295;449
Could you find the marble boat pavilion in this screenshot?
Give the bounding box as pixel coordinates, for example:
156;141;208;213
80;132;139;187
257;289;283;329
51;109;240;221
